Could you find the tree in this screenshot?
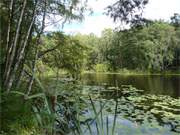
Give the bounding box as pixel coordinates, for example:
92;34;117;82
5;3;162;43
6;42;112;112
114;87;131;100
41;32;88;79
105;0;149;24
1;0;88;92
98;29;114;63
74;33;100;70
106;21;177;71
170;13;180;69
170;13;180;28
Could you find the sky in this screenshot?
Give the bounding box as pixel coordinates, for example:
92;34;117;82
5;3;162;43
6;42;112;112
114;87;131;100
45;0;180;36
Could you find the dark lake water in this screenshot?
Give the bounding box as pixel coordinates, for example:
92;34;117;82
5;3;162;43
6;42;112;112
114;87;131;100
81;73;180;98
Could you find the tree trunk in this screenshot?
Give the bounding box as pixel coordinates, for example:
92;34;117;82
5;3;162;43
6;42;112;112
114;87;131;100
15;66;25;89
4;0;27;92
5;0;14;52
3;0;14;84
6;3;37;92
26;0;47;95
26;51;38;96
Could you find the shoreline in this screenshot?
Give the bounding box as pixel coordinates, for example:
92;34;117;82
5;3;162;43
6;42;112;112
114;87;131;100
82;71;180;76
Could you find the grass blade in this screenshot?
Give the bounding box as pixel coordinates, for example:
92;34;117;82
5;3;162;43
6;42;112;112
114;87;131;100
10;91;25;96
86;122;93;135
26;93;45;99
112;100;118;135
106;116;109;135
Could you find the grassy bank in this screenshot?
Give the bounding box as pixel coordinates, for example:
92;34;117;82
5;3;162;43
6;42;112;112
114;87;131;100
83;69;180;75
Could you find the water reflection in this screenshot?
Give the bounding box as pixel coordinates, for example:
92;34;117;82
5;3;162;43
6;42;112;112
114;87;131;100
81;73;180;97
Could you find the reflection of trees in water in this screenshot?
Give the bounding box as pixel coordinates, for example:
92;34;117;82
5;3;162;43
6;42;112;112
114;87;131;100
147;76;178;97
82;74;179;97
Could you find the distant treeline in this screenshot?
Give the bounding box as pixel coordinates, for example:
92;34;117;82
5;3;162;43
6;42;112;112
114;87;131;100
40;16;180;74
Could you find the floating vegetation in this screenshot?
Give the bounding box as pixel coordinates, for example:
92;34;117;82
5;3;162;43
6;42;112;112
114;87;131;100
78;85;180;134
40;79;180;134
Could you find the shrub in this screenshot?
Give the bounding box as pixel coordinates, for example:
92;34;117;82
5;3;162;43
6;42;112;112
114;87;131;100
94;63;110;72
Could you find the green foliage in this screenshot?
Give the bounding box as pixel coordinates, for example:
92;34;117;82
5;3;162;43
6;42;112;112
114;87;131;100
37;20;179;74
104;21;179;71
0;92;40;134
41;32;88;78
1;0;180;134
98;29;114;63
68;20;179;73
74;33;100;70
94;63;110;72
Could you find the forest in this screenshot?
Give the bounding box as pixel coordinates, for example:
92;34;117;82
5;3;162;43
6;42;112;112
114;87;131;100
0;0;180;135
40;19;180;75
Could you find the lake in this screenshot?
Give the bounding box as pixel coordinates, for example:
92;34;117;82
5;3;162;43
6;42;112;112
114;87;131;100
78;73;180;134
81;73;180;98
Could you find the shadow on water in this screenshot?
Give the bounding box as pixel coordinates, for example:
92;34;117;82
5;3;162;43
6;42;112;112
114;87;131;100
81;73;180;98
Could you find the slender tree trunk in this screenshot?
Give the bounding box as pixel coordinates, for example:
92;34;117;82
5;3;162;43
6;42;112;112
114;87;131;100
15;66;25;89
5;0;14;52
3;0;14;85
26;0;47;95
26;51;38;96
6;3;37;92
4;0;27;91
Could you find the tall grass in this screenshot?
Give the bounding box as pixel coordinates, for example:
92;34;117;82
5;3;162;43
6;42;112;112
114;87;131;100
1;65;120;135
77;95;118;135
